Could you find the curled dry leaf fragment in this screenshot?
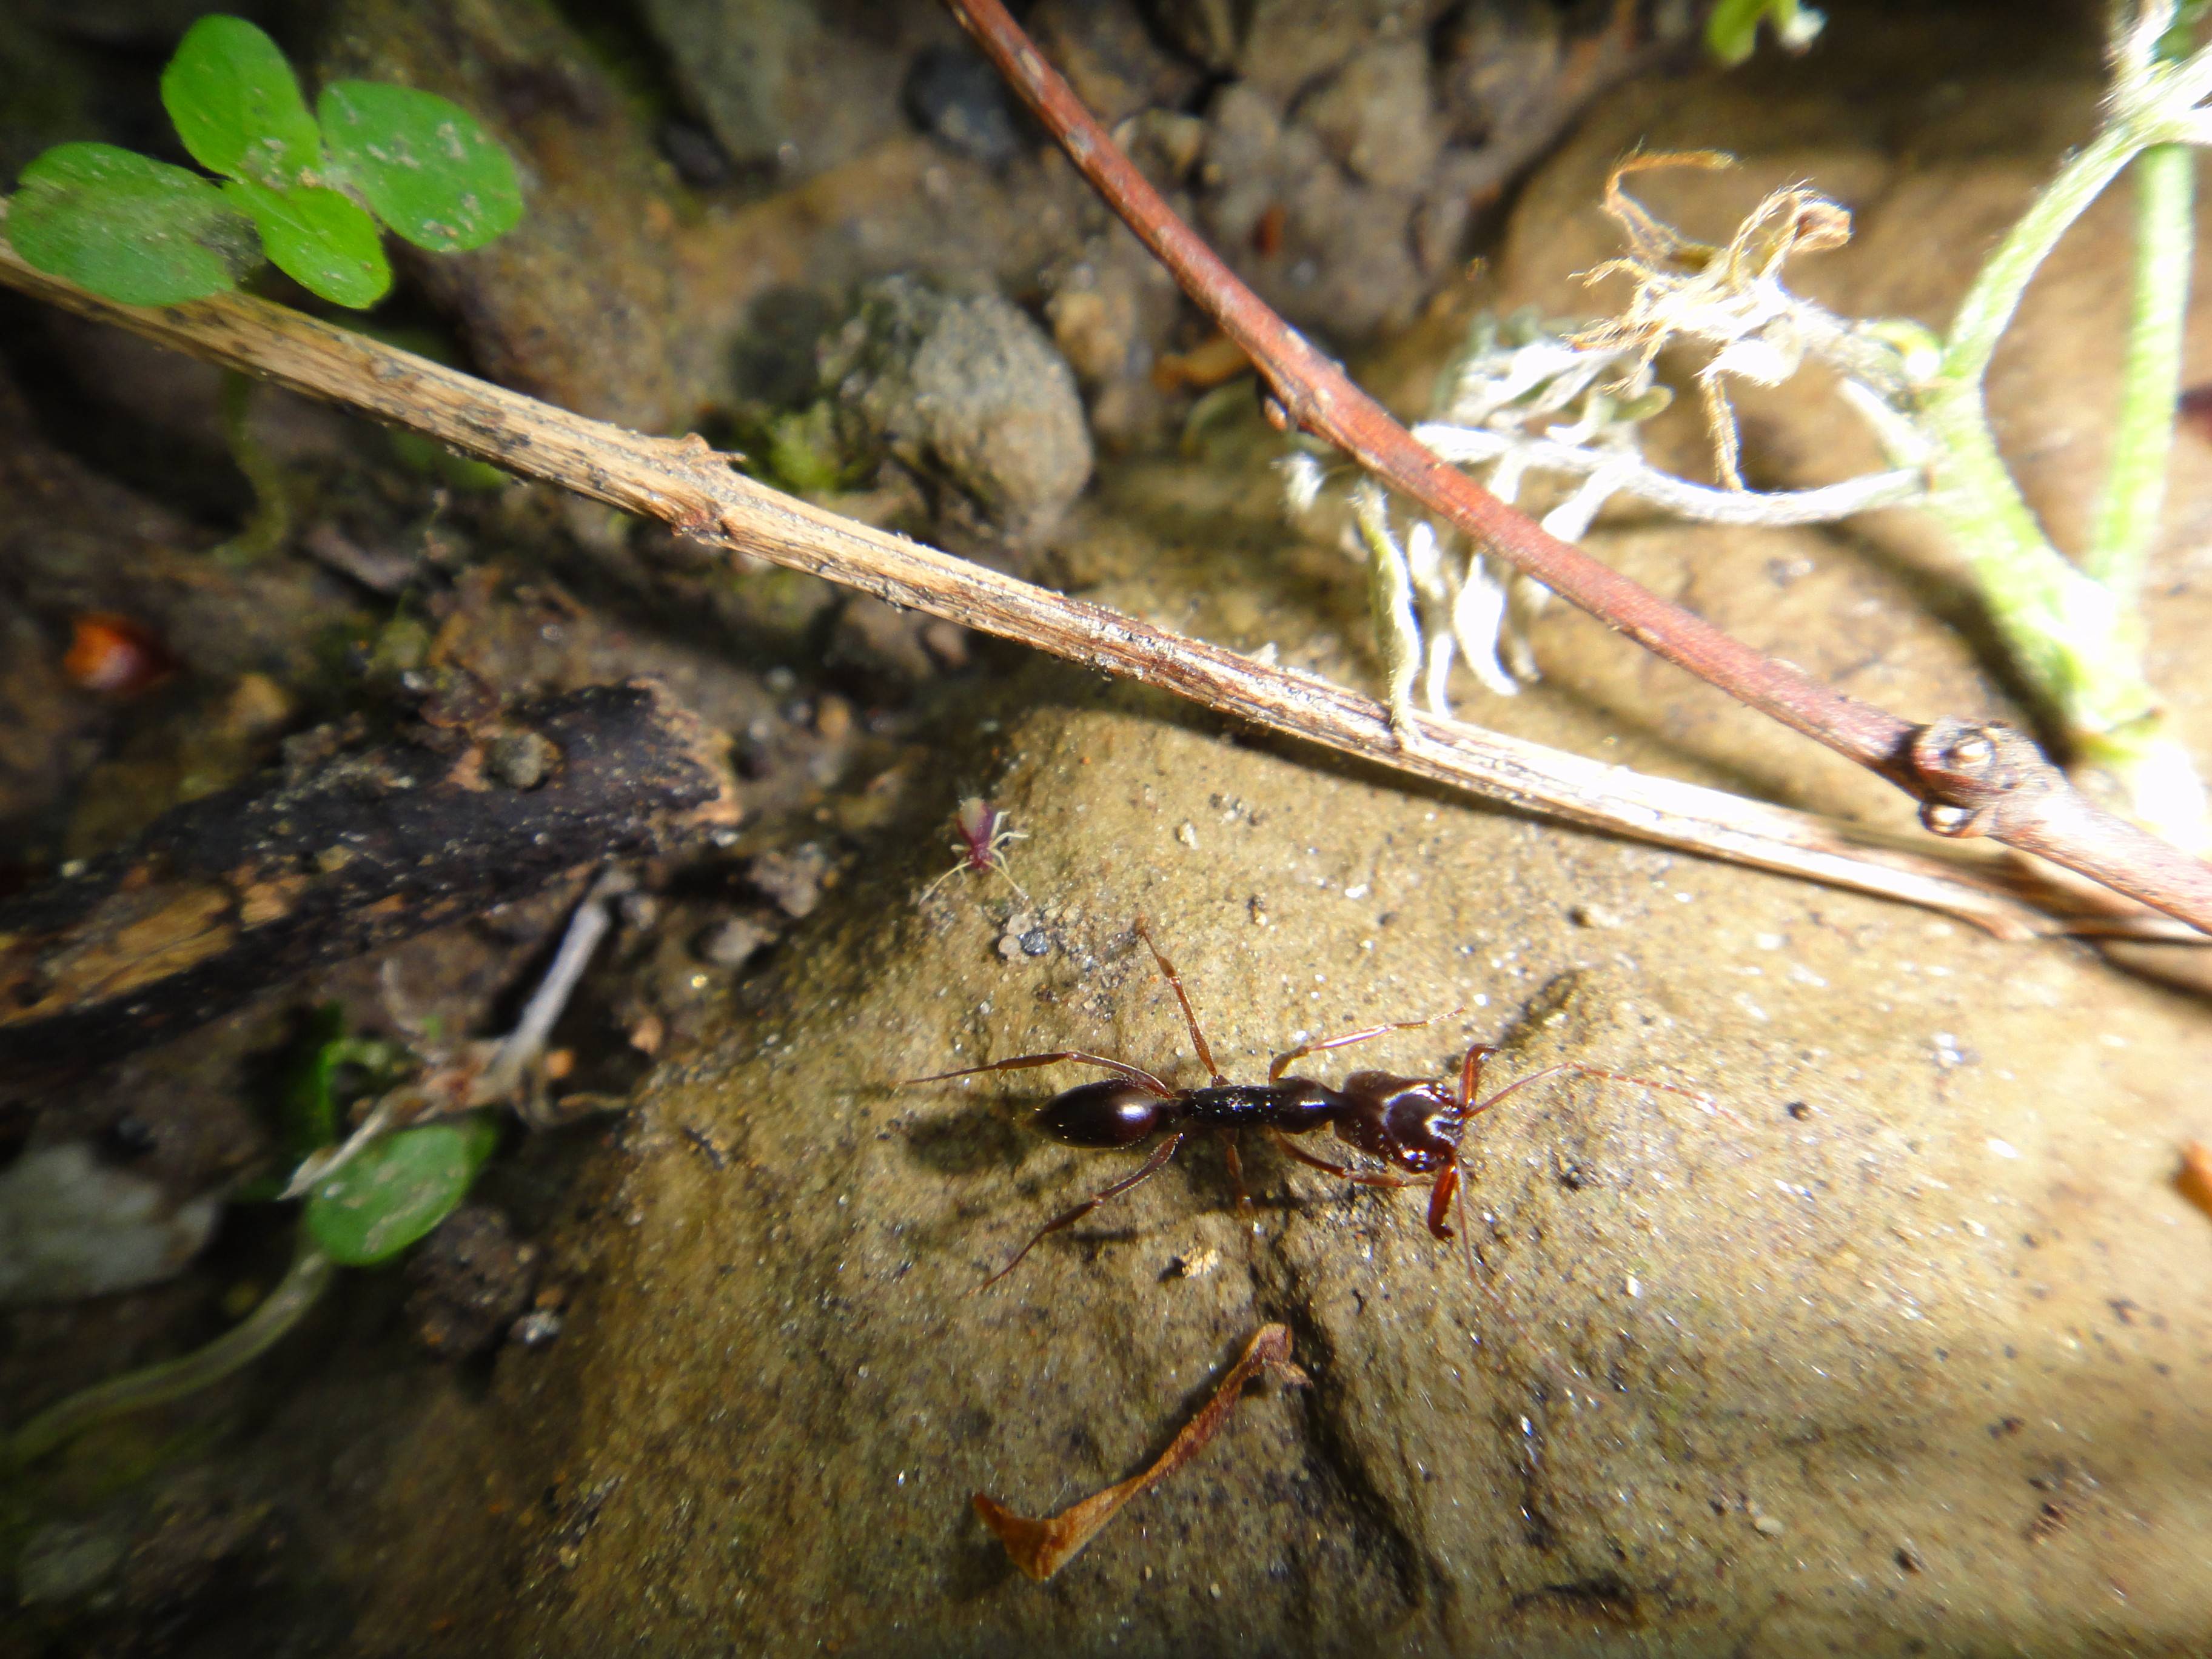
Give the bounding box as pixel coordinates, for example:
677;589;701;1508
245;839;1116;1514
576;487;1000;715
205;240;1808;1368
63;613;175;694
973;1322;1307;1581
2177;1141;2212;1218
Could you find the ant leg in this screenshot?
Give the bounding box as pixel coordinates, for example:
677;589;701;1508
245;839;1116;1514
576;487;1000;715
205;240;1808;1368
1218;1130;1252;1213
980;1132;1187;1289
1265;1130;1420;1188
1133;915;1223;1083
1269;1130;1353;1178
904;1050;1175;1097
1269;1014;1460;1082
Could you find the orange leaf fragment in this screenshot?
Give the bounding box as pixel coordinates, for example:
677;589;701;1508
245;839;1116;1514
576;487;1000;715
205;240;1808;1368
2179;1141;2212;1219
973;1322;1306;1581
63;612;175;694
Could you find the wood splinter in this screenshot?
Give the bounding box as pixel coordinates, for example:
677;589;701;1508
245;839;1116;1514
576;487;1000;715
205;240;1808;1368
0;681;737;1076
973;1322;1307;1581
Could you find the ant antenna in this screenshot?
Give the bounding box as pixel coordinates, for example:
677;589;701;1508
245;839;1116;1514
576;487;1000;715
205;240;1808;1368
1452;1044;1486;1313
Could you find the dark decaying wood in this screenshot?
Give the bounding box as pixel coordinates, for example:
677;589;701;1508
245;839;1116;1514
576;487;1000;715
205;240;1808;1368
0;682;737;1075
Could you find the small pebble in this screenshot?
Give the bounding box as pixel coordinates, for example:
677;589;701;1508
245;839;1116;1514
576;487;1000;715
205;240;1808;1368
699;916;774;968
1020;928;1052;957
487;730;558;789
1176;822;1199;848
748;845;832;918
903;44;1025;166
512;1309;564;1347
920;619;971;670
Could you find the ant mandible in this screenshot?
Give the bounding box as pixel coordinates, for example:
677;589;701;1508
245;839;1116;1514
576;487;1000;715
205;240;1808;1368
909;916;1715;1287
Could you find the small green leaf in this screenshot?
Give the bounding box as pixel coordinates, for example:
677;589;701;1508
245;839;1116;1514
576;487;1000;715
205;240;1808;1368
223;176;390;307
284;1003;349;1155
317;81;522;252
1705;0;1825;65
8;142;251;305
304;1114;500;1265
161;15;322;188
282;1004;406;1156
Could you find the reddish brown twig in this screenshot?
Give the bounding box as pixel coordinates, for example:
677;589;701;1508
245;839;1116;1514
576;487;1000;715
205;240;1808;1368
973;1322;1305;1580
942;0;2212;936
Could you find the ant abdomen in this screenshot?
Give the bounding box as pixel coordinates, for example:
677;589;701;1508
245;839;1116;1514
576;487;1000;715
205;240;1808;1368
1037;1080;1165;1147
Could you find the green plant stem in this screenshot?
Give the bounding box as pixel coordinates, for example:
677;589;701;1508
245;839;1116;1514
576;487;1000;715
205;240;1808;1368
1941;123;2140;385
1352;489;1420;729
1914;386;2155;742
4;1242;333;1469
2089;141;2195;599
212;367;293;563
1920;109;2205;843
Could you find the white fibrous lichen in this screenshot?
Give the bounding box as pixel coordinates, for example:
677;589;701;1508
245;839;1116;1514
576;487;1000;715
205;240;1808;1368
1285;153;1926;731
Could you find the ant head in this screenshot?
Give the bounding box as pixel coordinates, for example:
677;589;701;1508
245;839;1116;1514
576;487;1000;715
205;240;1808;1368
1035;1079;1165;1148
1336;1073;1462;1173
1382;1083;1462;1173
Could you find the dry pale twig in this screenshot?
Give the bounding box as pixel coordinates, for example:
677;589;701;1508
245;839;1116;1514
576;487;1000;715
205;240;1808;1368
941;0;2212;937
0;239;2163;940
0;237;2180;943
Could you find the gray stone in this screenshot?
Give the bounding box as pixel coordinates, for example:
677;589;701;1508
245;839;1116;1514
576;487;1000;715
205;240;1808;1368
0;1143;221;1305
636;0;933;183
1293;40;1440;192
822;275;1093;544
15;1517;127;1606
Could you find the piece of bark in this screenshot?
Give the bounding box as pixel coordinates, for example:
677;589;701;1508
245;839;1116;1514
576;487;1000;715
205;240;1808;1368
0;682;737;1076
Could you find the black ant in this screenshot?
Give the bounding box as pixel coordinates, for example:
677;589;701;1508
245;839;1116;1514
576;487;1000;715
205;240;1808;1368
910;917;1717;1287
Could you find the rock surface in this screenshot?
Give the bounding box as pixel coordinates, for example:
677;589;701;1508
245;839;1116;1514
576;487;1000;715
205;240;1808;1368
319;13;2212;1652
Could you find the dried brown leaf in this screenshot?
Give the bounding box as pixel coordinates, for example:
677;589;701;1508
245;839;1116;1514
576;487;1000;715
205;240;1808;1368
973;1322;1305;1580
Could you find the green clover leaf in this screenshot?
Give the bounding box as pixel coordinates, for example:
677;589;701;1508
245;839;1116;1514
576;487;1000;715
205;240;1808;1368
8;142;251;305
304;1113;501;1266
224;176;390;307
161;14;323;189
318;81;523;253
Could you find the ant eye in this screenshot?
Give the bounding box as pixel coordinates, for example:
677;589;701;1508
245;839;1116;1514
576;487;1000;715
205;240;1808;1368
1036;1081;1160;1147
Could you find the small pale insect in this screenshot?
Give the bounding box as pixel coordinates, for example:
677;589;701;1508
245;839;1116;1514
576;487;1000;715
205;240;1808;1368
920;796;1028;901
